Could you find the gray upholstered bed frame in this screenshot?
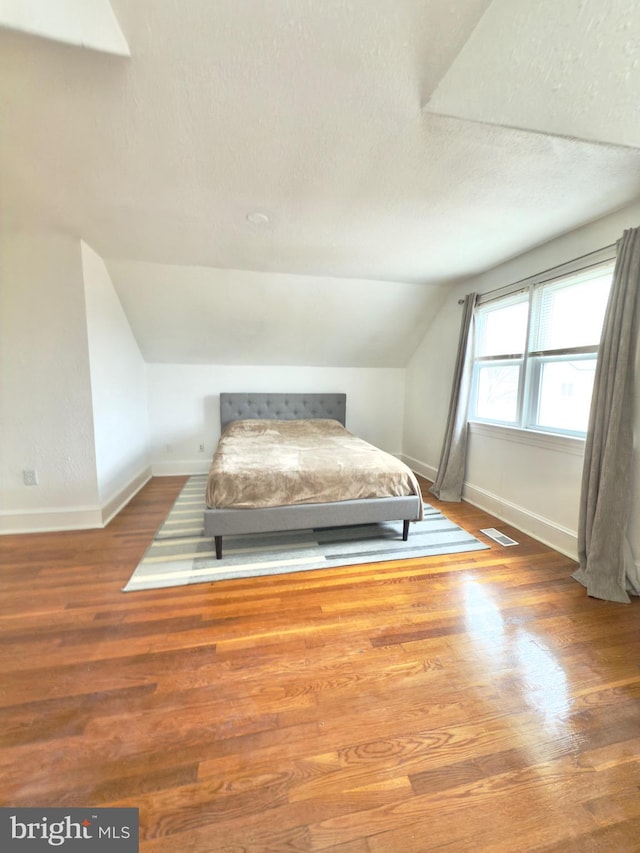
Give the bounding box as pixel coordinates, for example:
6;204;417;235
204;393;422;559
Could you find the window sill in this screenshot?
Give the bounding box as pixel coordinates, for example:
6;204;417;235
468;421;586;456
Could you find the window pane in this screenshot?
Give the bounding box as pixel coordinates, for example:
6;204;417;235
474;364;520;423
534;359;596;433
476;298;528;357
533;267;612;352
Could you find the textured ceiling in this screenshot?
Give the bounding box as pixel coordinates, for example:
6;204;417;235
2;0;640;366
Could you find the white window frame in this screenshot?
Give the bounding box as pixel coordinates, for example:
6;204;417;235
469;253;615;439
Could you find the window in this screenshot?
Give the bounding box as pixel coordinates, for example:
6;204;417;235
470;261;614;437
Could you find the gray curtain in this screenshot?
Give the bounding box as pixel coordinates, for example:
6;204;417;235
430;292;477;502
573;227;640;603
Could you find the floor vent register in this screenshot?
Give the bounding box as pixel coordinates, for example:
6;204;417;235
480;528;519;547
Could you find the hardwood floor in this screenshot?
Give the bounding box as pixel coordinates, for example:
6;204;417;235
1;475;639;851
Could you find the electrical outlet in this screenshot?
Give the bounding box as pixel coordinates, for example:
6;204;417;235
164;443;173;453
199;443;205;453
23;468;39;486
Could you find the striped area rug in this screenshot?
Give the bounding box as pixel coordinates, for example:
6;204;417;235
123;475;489;591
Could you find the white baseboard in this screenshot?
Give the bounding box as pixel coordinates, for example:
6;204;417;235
401;454;438;482
0;467;153;534
101;467;152;526
0;505;104;535
401;454;578;561
462;483;578;561
151;459;210;477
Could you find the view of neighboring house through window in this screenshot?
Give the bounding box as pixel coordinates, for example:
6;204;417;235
470;261;614;437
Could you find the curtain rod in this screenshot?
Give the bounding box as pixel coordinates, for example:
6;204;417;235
457;242;617;305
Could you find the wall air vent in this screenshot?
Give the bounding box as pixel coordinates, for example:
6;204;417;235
480;528;519;547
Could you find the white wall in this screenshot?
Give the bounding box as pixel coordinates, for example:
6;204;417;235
403;200;640;563
147;364;407;475
82;242;151;521
0;231;101;532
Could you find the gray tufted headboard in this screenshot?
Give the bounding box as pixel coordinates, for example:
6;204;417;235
220;393;346;430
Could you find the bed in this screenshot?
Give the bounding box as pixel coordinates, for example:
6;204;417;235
203;393;424;558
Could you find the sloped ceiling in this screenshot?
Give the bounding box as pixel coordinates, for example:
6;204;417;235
2;0;640;366
0;0;129;55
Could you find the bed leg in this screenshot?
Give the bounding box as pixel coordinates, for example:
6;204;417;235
402;519;410;541
215;536;222;560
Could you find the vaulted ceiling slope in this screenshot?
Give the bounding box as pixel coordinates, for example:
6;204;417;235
2;0;640;366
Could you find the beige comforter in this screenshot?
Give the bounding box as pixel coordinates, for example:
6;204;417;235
206;418;423;516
